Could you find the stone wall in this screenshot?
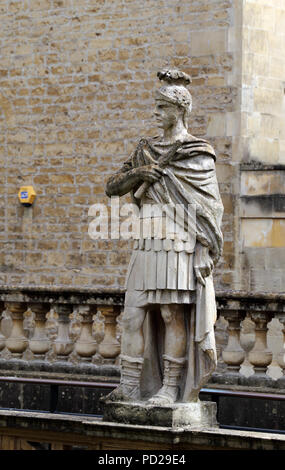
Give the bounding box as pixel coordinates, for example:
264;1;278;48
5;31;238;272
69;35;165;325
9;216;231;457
239;0;285;292
242;0;285;166
0;0;284;294
0;0;239;290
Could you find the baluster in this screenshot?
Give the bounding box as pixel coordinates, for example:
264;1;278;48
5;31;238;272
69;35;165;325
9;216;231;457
0;302;5;352
29;303;50;360
98;305;120;360
5;302;28;358
53;304;74;361
277;316;285;385
239;315;255;377
248;312;273;379
214;315;228;371
222;310;245;376
75;305;97;361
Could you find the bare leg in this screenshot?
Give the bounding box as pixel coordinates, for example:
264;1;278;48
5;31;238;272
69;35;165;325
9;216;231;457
121;306;146;358
104;306;146;402
148;304;186;405
162;304;186;359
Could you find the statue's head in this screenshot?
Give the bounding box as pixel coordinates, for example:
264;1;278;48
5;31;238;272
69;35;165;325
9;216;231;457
155;69;192;129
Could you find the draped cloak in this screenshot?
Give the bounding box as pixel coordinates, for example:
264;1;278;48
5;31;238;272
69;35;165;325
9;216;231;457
119;136;224;402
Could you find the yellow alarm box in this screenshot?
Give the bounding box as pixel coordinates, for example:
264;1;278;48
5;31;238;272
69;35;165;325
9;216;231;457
18;186;36;207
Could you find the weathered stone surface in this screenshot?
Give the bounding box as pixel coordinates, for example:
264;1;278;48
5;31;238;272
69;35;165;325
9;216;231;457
241;219;285;248
1;409;285;450
0;0;237;291
104;69;223;413
103;400;218;429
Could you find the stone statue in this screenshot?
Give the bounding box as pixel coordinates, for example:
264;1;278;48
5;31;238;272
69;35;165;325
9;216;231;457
104;69;223;410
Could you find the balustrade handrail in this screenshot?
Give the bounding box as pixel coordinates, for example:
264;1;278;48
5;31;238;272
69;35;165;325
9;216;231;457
0;375;118;388
0;284;285;301
0;375;284;401
0;285;284;316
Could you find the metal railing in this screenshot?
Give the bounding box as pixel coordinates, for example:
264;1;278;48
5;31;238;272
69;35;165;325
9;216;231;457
0;375;284;434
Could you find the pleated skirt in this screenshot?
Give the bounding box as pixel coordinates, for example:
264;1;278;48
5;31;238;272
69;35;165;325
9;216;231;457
125;238;196;305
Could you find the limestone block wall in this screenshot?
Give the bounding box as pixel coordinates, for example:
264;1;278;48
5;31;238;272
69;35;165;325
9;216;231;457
242;0;285;165
239;0;285;292
0;0;239;290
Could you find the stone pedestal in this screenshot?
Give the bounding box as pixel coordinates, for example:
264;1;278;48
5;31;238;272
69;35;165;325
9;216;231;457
103;400;218;429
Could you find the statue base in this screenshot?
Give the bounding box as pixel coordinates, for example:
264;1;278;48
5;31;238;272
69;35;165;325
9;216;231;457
102;400;218;429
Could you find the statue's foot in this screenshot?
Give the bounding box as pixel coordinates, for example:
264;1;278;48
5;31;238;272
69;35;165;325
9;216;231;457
101;383;140;403
147;385;179;406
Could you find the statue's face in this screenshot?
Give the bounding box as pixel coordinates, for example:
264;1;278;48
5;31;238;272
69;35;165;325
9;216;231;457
154;99;181;131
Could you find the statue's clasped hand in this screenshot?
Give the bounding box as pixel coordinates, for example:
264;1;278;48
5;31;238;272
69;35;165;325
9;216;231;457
194;244;214;286
134;164;165;184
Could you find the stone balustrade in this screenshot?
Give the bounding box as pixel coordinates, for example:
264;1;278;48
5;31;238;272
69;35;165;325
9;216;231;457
0;286;284;389
0;287;124;375
215;292;285;388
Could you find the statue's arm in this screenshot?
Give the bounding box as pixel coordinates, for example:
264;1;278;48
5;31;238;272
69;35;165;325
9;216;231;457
105;164;142;197
106;156;164;198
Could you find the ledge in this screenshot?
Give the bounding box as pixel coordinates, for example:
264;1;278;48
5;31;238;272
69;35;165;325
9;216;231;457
240;162;285;171
0;409;285;450
0;285;285;304
0;285;125;305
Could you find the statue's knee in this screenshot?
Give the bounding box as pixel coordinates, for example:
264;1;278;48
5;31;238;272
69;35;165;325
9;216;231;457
122;307;145;332
161;305;184;324
160;305;174;324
